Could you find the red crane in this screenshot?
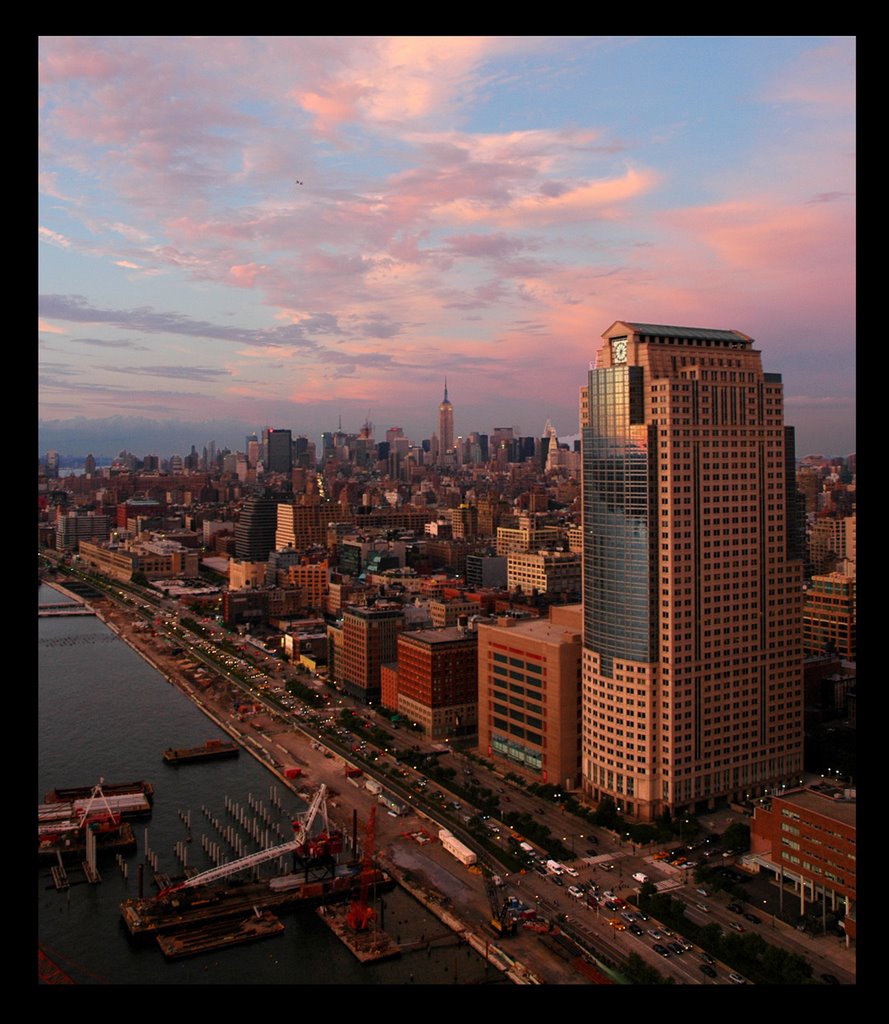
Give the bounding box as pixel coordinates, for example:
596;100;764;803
345;805;376;932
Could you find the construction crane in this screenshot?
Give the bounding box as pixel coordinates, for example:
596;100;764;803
157;783;338;899
480;858;515;937
345;805;376;932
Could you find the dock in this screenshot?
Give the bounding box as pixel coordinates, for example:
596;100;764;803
156;911;284;960
316;904;401;964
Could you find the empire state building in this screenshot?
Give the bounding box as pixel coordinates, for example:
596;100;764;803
439;380;454;455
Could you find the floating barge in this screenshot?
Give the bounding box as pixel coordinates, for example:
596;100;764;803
163;739;239;765
40;792;152;822
121;868;392;937
43;780;154;806
316;903;401;964
156;911;285;960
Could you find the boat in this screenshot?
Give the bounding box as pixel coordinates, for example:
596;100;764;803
163;738;239;765
44;779;154;806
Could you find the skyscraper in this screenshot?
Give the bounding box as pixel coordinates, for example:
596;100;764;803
581;321;804;822
266;428;293;476
438;380;454;456
234;495;278;562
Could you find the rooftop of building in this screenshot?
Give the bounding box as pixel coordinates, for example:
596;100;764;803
608;321;753;345
480;604;582;644
400;626;477;646
770;785;857;827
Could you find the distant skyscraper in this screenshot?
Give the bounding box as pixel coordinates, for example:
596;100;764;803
438;381;454;456
235;495;278;562
45;450;59;478
581;321;804;822
266;428;293;476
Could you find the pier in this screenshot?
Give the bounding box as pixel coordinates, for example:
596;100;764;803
38;602;96;617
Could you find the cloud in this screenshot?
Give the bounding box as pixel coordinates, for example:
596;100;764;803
72;337;149;350
101;365;232;381
38;294;320;349
39;226;72;248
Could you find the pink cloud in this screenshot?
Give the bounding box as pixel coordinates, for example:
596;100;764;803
229;263;267;288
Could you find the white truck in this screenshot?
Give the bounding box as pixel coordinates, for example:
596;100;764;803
439;828;477;866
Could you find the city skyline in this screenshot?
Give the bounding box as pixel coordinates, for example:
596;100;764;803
39;36;855;459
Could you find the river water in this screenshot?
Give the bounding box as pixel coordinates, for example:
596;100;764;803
37;583;499;986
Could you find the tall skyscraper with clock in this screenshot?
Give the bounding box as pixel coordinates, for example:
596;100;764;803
581;321;804;821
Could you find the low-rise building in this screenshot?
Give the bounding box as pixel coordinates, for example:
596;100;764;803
749;784;856;944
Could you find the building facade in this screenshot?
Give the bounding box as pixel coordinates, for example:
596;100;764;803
581;321;805;821
507;550;581;599
477;605;582;788
389;627;478;738
749;785;856;943
803;573;856;661
338;603;405;702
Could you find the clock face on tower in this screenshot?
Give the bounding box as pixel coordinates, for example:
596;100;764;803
612;338;628;364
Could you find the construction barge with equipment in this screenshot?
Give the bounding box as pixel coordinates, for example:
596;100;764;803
120;784;394;960
39;779;139;861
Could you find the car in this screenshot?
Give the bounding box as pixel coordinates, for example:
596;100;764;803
604;900;621;912
695;903;710;913
699;964;717;979
727;903;744;914
551;875;564;887
728;973;747;985
587;836;599;845
632;872;649;883
744;913;761;924
603;891;617;900
652;944;670;958
675;936;693;950
698;952;715;964
648;929;664;940
821;974;840;985
568;886;584;899
729;921;744;932
667;942;685;956
608;918;626;930
621;911;637;923
628;923;644;936
585;847;599;856
564;866;579;877
696;887;710;896
635;910;650;921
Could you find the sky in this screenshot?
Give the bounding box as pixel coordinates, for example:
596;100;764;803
38;36;856;461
